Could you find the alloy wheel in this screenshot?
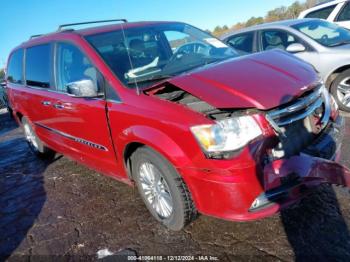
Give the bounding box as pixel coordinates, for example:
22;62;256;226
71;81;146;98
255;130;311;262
337;77;350;109
138;162;174;218
24;122;39;150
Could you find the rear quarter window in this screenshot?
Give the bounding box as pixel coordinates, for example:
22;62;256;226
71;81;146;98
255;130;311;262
305;5;337;19
226;32;254;55
25;44;52;88
7;49;24;84
337;2;350;21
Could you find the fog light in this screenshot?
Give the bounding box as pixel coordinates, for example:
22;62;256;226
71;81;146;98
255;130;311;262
250;194;271;211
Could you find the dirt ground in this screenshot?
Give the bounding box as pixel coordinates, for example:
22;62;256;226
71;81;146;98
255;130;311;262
1;109;350;261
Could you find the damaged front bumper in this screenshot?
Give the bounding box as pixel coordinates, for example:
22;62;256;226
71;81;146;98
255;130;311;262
180;116;350;221
250;116;347;212
251;153;350;212
249;117;350;211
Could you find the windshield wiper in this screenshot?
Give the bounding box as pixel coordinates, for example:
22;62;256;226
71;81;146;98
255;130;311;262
328;41;350;47
127;74;173;86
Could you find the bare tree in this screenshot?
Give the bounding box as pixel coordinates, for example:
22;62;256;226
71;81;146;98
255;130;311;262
288;1;306;18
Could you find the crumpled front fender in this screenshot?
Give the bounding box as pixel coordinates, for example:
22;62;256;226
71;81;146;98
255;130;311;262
264;155;350;191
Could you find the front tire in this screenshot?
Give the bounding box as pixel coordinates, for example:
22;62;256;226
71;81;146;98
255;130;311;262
330;69;350;112
131;147;197;231
22;117;55;159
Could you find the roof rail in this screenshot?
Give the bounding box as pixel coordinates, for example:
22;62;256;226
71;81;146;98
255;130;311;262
30;34;43;39
58;19;128;31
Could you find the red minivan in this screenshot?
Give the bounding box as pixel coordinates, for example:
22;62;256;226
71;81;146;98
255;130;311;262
5;20;350;230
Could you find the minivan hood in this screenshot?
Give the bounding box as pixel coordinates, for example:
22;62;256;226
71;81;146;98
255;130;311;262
167;50;319;110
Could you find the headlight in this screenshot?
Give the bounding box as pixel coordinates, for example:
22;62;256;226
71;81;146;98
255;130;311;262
190;115;262;158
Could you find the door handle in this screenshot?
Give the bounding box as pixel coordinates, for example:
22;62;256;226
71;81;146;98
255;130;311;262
41;101;51;106
53;104;65;109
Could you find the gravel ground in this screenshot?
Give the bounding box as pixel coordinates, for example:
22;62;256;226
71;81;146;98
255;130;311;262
1;110;350;261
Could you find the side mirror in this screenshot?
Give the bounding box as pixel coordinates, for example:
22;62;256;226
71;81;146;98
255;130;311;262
286;43;306;53
66;79;99;98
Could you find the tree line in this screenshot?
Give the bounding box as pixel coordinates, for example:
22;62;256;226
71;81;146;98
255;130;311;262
211;0;327;36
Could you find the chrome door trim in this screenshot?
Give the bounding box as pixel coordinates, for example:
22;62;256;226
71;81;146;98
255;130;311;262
35;122;109;151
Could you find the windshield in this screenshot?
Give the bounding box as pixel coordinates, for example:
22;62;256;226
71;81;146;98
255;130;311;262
85;23;237;88
292;20;350;47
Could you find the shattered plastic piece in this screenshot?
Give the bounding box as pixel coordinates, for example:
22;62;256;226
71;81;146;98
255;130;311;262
97;248;114;259
264;155;350;191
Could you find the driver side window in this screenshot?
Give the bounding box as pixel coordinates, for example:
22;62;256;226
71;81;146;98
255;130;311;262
164;31;196;54
56;42;99;93
261;30;301;51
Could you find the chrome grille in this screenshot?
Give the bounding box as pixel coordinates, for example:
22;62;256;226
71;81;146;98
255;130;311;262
266;85;331;134
266;85;332;159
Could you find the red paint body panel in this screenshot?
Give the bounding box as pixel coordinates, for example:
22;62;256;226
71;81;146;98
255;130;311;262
6;22;350;223
168;50;318;109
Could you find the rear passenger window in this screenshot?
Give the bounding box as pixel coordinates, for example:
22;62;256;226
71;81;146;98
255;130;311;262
25;44;52;88
56;42;99;93
7;49;24;84
226;32;254;55
305;5;337;19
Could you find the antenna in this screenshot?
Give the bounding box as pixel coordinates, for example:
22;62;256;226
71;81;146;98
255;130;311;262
58;19;127;31
120;23;140;95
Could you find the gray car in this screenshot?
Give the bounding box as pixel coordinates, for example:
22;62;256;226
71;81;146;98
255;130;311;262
221;18;350;112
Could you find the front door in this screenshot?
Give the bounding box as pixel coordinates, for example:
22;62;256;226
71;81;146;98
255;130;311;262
259;29;320;72
46;42;118;176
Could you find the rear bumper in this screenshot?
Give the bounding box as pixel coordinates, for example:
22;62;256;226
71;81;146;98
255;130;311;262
180;116;349;222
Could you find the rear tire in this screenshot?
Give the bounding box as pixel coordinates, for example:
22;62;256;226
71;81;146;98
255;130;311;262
330;69;350;112
22;117;55;159
131;146;197;231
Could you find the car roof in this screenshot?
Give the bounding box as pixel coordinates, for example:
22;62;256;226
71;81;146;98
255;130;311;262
75;21;179;36
221;18;319;38
17;21;181;49
299;0;347;16
314;0;347;7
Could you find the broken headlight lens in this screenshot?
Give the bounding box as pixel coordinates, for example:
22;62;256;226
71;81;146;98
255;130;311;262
190;115;262;156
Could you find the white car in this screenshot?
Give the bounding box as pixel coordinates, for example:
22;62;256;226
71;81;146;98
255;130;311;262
221;19;350;111
299;0;350;29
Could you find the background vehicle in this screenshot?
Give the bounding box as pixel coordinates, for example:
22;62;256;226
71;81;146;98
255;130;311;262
222;18;350;112
0;87;5;109
0;82;9;111
299;0;350;29
5;20;350;231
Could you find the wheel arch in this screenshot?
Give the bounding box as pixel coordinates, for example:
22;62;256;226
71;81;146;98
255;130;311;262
13;110;24;126
121;126;194;180
123;142;144;180
325;64;350;89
